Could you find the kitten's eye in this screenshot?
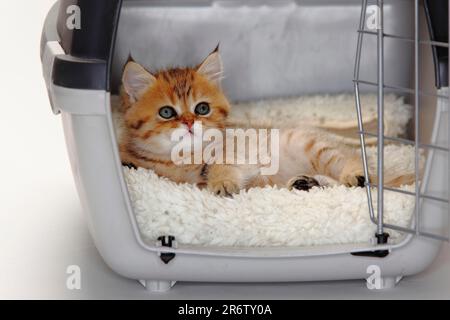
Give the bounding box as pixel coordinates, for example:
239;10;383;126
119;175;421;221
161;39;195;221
159;106;177;119
194;102;211;116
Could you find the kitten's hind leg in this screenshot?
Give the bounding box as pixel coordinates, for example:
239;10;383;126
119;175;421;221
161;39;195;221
287;174;339;191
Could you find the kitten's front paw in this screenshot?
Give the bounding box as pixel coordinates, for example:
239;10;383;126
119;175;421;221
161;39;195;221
288;175;320;192
208;180;241;197
341;173;367;188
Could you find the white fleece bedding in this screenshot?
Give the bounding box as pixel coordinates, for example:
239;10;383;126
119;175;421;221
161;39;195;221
116;93;418;247
125;145;417;247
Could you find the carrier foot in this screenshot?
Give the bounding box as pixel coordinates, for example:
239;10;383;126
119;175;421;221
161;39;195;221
367;276;403;290
139;280;177;292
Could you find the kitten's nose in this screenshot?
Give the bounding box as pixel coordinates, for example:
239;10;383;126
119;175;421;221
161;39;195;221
182;119;194;130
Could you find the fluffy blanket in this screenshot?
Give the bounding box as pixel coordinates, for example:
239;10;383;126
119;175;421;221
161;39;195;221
228;93;412;145
125;145;417;247
115;93;417;247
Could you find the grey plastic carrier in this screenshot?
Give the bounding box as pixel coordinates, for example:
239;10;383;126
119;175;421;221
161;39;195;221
41;0;449;292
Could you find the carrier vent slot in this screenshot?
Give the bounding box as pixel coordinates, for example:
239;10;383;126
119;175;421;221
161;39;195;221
351;250;390;258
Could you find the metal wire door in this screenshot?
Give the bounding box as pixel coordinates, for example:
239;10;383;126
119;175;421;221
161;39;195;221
354;0;450;243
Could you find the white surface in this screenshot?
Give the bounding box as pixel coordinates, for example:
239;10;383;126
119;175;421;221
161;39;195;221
0;0;449;300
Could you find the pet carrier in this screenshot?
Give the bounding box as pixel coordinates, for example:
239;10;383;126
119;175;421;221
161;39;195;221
41;0;449;292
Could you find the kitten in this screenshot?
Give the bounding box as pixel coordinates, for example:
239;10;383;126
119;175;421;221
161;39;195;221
118;47;414;195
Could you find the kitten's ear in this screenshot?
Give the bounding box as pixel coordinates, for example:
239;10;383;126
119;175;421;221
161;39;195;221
197;45;223;86
122;61;156;103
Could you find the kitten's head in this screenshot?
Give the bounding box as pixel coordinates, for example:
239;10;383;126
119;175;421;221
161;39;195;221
121;47;230;157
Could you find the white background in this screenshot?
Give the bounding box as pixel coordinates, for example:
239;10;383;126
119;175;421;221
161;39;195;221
0;0;450;299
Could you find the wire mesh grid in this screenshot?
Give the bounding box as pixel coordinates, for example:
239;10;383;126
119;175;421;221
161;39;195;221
354;0;450;243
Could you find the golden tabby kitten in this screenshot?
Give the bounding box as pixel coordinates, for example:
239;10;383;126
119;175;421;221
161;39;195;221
118;48;413;196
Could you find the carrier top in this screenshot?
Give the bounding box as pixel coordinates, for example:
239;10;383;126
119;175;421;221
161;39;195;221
43;0;448;91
